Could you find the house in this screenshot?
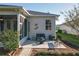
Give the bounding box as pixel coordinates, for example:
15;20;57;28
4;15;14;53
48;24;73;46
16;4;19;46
58;23;79;35
0;5;59;47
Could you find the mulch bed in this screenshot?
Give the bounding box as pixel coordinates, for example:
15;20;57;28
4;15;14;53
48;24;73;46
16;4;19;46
0;47;22;56
11;48;22;56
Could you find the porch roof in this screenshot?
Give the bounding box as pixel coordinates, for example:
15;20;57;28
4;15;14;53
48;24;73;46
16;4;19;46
0;5;29;16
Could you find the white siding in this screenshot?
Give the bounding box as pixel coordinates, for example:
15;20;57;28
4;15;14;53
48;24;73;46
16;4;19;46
29;16;56;39
0;11;17;15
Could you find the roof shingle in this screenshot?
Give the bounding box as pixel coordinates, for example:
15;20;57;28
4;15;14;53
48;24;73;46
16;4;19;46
27;10;59;16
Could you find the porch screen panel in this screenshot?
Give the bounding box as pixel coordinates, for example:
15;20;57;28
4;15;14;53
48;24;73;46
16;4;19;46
24;19;27;36
7;20;11;29
13;20;17;31
0;20;4;31
0;15;17;31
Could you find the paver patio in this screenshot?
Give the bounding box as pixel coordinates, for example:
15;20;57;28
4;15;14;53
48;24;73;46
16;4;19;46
18;40;66;56
21;40;66;48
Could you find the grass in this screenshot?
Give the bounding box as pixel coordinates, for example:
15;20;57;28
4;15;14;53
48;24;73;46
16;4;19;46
57;32;79;46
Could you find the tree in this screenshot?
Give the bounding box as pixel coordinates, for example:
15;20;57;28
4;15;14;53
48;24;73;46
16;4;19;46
61;4;79;35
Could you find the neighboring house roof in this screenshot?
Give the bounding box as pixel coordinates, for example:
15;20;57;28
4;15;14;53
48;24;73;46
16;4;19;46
27;10;59;16
58;23;67;26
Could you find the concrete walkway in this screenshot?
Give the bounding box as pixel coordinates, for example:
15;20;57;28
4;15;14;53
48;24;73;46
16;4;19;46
19;48;32;56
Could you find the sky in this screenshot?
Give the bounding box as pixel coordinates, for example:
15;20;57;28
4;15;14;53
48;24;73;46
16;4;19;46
0;3;77;25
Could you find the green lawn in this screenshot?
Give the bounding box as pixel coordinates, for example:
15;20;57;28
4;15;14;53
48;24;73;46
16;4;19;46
57;32;79;46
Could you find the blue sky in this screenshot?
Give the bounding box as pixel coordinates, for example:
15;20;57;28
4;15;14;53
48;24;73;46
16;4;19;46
0;3;77;24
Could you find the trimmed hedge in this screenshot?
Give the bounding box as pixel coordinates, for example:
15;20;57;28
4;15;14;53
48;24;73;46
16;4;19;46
35;52;79;56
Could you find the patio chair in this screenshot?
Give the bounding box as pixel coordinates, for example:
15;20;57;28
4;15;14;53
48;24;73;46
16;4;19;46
36;33;46;44
36;33;46;41
39;37;45;44
48;35;55;41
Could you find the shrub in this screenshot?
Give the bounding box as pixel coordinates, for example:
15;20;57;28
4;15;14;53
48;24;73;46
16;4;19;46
35;52;76;56
35;52;48;56
0;30;18;51
51;53;59;56
57;35;62;40
66;53;74;56
60;53;67;56
60;53;74;56
75;52;79;56
57;29;62;33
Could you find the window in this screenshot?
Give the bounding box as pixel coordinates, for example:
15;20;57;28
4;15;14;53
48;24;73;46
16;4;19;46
46;20;51;30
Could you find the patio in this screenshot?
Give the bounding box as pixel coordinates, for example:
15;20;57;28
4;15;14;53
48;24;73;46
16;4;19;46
21;40;66;48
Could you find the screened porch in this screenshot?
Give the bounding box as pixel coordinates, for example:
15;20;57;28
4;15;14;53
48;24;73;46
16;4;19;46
0;15;17;32
0;15;28;41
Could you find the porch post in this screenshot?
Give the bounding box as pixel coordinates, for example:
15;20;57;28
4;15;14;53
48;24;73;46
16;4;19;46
17;14;20;48
55;17;57;39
